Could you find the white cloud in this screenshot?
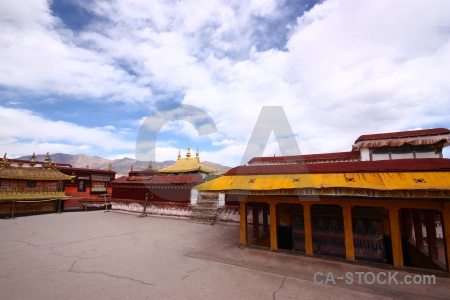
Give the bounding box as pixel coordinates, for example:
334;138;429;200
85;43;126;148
0;106;134;157
1;0;450;166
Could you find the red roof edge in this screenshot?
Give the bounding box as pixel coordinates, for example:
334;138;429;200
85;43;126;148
226;158;450;175
355;128;450;142
58;166;116;174
248;151;360;164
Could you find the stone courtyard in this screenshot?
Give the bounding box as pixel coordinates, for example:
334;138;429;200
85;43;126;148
1;211;449;299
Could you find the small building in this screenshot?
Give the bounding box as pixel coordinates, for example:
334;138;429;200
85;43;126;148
0;153;72;218
196;128;450;273
58;164;116;209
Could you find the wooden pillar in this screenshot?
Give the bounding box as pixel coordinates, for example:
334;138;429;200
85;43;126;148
389;208;403;268
11;200;15;219
425;210;439;261
342;205;355;261
442;209;450;273
269;202;277;251
303;203;313;255
252;204;259;239
411;209;424;249
239;202;247;247
262;204;269;234
402;209;413;241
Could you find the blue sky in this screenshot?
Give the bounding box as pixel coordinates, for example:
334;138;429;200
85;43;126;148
1;0;450;166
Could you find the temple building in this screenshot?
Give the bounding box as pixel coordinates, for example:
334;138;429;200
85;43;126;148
111;148;218;214
196;128;450;273
58;164;116;210
0;153;72;218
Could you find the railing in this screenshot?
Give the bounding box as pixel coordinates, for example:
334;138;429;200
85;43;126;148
0;186;59;193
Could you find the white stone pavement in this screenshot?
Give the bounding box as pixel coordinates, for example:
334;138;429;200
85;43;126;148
1;211;449;300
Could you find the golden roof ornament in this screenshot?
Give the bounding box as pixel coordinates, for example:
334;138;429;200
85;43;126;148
131;165;134;171
44;152;52;167
108;163;112;171
186;146;191;158
1;153;10;168
148;161;152;169
29;153;36;168
177;150;181;160
86;164;89;169
196;147;199;161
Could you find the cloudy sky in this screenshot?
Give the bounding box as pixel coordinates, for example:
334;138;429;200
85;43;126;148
1;0;450;166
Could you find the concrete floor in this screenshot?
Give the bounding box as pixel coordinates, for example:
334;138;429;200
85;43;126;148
1;211;449;300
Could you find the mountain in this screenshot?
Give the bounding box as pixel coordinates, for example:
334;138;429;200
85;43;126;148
17;153;231;178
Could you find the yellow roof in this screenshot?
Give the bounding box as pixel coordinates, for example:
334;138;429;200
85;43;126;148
195;172;450;192
158;157;218;174
158;147;218;174
0;166;73;181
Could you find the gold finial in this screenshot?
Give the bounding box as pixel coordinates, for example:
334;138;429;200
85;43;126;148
186;145;191;158
131;165;133;171
177;150;181;160
29;153;36;167
148;161;152;169
86;164;89;169
196;147;199;160
1;153;9;167
44;152;51;167
108;163;112;171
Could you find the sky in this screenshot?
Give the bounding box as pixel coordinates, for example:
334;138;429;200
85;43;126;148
1;0;450;166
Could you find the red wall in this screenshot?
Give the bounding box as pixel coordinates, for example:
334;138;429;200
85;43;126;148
112;184;192;202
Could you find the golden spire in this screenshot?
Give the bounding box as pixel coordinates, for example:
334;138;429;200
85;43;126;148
86;164;89;169
44;152;51;167
108;163;112;171
186;146;191;158
196;147;199;159
177;150;181;160
1;153;9;167
29;153;36;167
131;165;134;171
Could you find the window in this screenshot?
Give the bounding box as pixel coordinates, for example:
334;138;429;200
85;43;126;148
26;181;36;188
78;180;86;192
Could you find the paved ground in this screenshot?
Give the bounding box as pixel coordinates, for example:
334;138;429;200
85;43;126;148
1;211;449;300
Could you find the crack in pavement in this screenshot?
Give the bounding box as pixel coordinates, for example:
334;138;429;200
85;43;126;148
69;257;154;286
13;232;139;249
181;267;201;281
272;277;286;300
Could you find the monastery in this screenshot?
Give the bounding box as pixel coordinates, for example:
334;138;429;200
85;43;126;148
196;128;450;273
3;128;450;274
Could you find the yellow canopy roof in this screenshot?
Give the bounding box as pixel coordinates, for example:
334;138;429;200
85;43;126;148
0;166;73;181
195;172;450;192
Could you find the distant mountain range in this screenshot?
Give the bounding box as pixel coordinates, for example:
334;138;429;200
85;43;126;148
17;153;231;178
